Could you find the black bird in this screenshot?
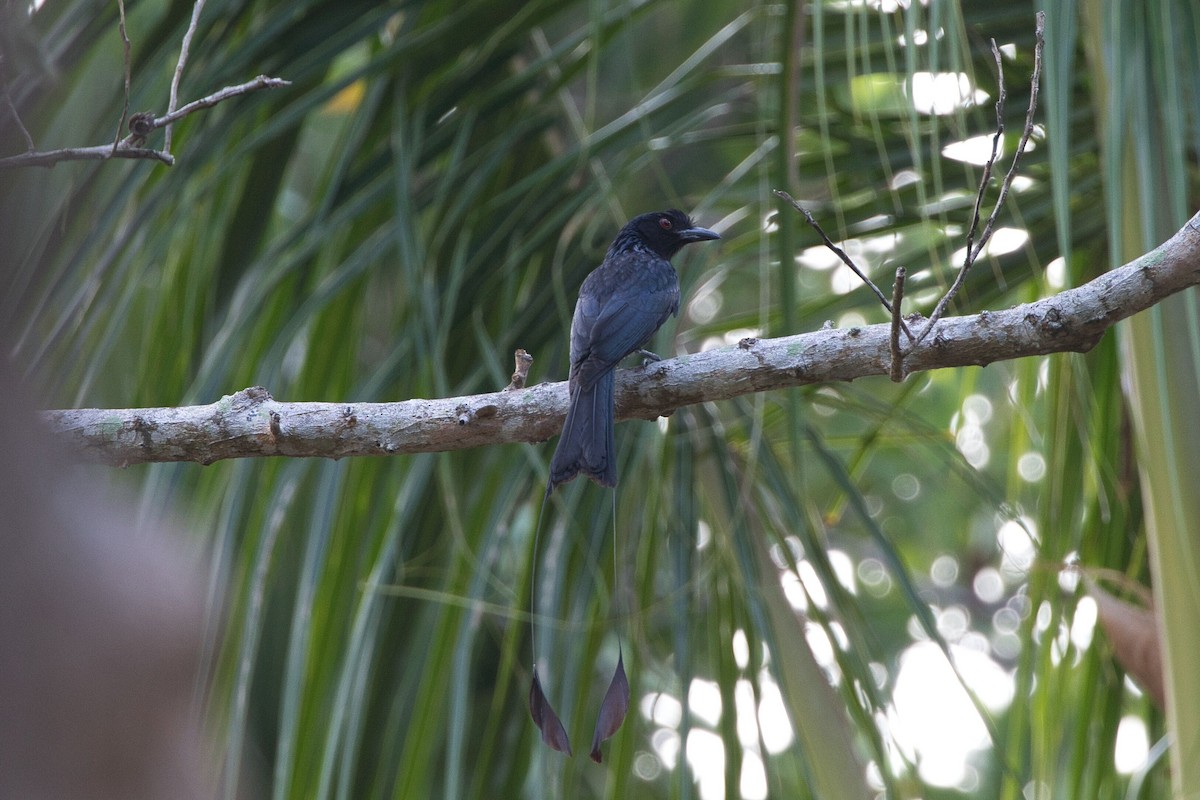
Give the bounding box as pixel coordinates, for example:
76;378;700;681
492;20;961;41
548;209;720;491
529;209;719;761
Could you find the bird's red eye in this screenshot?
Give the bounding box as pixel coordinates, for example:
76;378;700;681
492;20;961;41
658;218;673;230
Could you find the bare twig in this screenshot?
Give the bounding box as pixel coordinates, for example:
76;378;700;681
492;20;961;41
0;144;175;168
983;14;1044;252
39;210;1200;466
0;75;289;169
0;0;284;170
112;0;132;155
0;57;35;152
774;189;913;339
165;0;208;155
889;267;907;382
963;39;1007;271
156;75;289;128
914;11;1046;346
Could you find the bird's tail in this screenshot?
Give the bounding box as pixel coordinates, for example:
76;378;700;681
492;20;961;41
548;371;616;491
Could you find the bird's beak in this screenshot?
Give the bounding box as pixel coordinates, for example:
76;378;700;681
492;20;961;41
679;226;721;243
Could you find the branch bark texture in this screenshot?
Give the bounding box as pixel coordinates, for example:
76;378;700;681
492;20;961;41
43;211;1200;467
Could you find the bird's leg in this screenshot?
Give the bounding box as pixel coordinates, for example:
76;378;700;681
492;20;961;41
636;348;661;365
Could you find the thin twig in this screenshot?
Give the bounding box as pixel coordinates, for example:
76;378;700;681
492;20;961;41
978;13;1043;255
774;189;913;339
0;75;289;169
914;11;1045;346
889;266;907;381
165;0;207;155
0;145;174;168
0;57;35;152
916;42;1005;344
154;75;289;129
964;39;1007;270
112;0;132;155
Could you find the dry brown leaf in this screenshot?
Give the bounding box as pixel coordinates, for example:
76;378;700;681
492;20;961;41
1088;580;1164;708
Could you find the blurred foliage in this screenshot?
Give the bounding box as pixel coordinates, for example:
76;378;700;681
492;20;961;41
2;0;1197;798
1080;0;1200;795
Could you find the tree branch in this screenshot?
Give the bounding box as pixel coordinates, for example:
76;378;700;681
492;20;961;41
113;0;132;155
914;11;1045;345
0;75;289;170
157;75;290;129
889;266;907;382
0;56;35;152
0;144;176;168
165;0;208;155
774;189;909;336
40;212;1200;467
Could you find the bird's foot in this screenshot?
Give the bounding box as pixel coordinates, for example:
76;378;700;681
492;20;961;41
637;349;662;366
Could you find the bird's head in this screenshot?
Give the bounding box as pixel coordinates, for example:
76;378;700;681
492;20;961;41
623;209;720;259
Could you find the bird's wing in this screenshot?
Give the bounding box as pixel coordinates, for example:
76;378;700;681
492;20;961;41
570;284;679;389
